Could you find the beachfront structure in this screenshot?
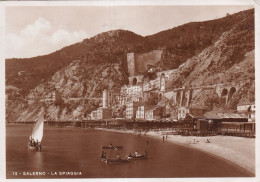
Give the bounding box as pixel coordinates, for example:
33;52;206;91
125;101;140;119
196;119;210;132
103;89;114;108
97;107;112;120
219;122;255;137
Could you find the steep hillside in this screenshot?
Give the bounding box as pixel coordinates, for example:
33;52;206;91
6;9;254;96
168;12;254;110
5;9;255;121
6;59;128;121
148;9;254;71
6;30;144;95
170;12;254;87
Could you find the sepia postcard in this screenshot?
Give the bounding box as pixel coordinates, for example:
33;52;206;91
0;0;259;182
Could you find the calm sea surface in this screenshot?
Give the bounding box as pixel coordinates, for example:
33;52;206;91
6;125;251;178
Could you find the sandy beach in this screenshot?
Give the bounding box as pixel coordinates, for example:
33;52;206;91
95;128;255;175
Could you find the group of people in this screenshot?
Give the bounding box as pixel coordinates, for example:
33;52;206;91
101;150;148;160
128;150;148;158
29;137;42;151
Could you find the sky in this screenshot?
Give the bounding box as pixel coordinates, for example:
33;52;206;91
5;5;253;58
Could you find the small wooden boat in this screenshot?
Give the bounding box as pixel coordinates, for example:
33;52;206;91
101;145;124;150
103;158;131;163
101;157;108;162
128;154;148;160
28;144;37;150
28;115;44;151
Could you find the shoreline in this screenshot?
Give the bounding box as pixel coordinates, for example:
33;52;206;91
95;128;255;176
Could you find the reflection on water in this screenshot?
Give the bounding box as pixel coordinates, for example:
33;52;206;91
6;125;252;178
32;151;43;170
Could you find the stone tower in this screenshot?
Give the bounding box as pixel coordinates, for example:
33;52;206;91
127;53;135;77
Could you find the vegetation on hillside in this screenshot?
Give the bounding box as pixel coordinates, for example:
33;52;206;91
6;9;254;97
5;9;255;121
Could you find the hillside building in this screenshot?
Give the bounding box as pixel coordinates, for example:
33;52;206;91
177;107;190;120
85;114;92;120
90;111;98;120
103;89;114;108
125;101;140;119
126;85;143;97
97;107;112;120
177;107;207;120
136;105;153;119
237;101;255;112
127;50;163;79
145;106;166;120
237;100;255;122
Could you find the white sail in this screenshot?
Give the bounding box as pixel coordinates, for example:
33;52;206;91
30;115;44;142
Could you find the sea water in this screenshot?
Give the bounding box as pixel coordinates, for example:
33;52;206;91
6;125;251;178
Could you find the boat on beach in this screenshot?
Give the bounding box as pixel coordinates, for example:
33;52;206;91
28;115;44;151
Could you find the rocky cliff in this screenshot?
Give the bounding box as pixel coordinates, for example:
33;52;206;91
168;11;254;110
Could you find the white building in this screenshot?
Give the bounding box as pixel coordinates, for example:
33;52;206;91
90;111;98;120
237;101;255;112
177;107;190;120
136;105;152;119
125;101;140;119
237;100;255;122
103;89;113;108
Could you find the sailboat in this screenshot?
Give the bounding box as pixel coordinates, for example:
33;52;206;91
28;114;44;151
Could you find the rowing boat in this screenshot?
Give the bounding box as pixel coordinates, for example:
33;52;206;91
101;145;123;150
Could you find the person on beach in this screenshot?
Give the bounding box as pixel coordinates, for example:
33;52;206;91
163;135;165;142
117;153;121;159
